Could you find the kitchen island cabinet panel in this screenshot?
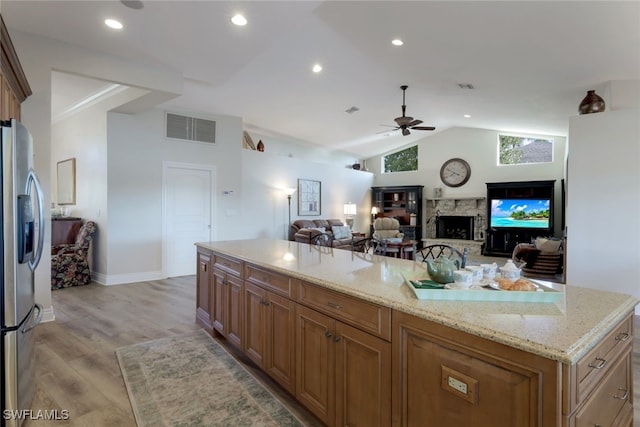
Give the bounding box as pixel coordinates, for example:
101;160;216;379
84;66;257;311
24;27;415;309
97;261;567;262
264;291;296;395
392;310;561;427
296;304;335;425
244;281;297;395
195;248;213;334
211;266;243;350
335;321;391;427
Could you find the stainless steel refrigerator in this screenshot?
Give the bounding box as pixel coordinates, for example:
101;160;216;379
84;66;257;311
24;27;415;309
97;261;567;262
1;119;44;427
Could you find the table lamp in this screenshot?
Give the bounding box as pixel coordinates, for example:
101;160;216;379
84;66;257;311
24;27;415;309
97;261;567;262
343;202;357;229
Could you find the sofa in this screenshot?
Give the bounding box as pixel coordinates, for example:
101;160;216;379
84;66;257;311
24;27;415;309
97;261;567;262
289;219;363;250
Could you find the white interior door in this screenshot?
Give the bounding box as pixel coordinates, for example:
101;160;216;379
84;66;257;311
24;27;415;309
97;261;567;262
163;162;215;277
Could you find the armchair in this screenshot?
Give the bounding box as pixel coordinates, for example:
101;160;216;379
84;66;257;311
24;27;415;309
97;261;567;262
372;217;404;240
51;221;97;290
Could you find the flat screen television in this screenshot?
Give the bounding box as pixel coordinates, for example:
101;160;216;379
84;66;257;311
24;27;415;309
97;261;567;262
490;199;551;229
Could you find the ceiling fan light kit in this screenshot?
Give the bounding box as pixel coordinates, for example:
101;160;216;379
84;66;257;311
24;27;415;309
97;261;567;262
384;85;436;136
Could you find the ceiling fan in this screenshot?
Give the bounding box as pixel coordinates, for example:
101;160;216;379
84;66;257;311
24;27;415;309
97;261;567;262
384;85;435;136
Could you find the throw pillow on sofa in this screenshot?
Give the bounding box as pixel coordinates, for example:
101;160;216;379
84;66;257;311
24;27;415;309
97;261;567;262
332;225;352;239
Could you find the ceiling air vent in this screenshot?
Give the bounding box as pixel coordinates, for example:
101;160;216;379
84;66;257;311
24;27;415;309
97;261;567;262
165;112;216;144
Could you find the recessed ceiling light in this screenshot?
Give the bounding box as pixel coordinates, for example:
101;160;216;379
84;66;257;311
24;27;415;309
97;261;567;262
464;114;471;118
120;0;144;10
231;14;247;26
392;39;404;46
312;64;322;73
105;18;123;29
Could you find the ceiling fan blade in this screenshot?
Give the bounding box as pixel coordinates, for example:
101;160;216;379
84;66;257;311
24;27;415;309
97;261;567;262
407;119;423;127
402;128;411;136
376;128;398;134
411;126;436;131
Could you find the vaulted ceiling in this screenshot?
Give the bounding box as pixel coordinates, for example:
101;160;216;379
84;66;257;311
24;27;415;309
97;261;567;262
3;1;639;157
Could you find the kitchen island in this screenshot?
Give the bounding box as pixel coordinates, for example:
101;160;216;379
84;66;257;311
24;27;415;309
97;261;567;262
196;239;637;427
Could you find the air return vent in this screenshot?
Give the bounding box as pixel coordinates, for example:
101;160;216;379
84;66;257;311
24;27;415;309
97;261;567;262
165;112;216;144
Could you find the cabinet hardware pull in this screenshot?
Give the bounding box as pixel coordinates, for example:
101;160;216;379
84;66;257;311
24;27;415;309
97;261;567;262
223;262;230;267
222;279;228;285
588;357;606;369
325;331;332;338
327;301;343;309
334;336;341;342
615;332;630;341
261;300;270;306
613;388;628;400
201;263;207;272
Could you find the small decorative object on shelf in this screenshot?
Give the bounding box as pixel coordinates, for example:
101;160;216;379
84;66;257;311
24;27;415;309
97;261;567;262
352;162;361;170
578;90;605;115
257;140;265;152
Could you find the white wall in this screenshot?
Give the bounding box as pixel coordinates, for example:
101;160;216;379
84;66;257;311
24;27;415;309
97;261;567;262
366;127;567;237
240;149;375;240
567;108;640;313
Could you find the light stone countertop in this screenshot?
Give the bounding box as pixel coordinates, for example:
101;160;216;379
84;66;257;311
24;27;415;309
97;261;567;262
196;239;639;364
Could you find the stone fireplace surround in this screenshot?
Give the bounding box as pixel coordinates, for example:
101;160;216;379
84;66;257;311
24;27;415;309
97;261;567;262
423;197;486;256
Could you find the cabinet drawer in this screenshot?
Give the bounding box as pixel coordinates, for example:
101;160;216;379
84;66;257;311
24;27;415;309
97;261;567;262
245;264;294;298
298;281;390;340
575;315;633;402
213;254;242;276
575;348;632;427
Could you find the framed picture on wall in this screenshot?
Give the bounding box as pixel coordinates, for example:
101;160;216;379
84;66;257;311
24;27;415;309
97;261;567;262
57;157;76;205
298;179;321;216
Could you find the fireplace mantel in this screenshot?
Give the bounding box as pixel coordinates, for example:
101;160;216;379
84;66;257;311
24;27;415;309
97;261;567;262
426;196;485;208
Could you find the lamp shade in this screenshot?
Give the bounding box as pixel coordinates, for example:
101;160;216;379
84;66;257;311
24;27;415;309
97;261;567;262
284;187;296;196
371;206;379;215
343;203;357;216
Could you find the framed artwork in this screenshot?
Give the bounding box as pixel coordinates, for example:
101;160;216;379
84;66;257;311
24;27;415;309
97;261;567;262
57;158;76;205
298;179;321;216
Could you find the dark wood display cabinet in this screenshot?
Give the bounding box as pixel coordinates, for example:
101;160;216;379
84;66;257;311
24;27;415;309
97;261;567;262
484;180;556;256
371;185;423;243
51;217;83;245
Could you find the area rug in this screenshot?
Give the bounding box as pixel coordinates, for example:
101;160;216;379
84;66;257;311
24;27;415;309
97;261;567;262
116;330;304;427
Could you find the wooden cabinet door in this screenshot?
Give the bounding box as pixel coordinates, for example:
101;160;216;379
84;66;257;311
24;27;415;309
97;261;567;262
244;282;266;368
393;312;557;427
335;321;391;427
265;291;296;395
226;275;243;350
196;250;213;333
211;268;227;336
296;304;335;426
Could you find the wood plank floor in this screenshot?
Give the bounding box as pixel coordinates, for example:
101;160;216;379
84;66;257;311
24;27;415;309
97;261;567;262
24;277;640;426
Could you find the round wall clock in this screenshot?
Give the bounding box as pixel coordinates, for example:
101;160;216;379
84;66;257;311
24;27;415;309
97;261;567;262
440;158;471;187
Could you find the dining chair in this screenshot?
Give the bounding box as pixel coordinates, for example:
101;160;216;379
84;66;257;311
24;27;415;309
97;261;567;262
417;244;468;268
310;232;334;247
351;237;373;253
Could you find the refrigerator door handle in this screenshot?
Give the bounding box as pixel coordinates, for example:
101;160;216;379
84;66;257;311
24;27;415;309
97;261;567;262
21;304;43;334
26;168;45;271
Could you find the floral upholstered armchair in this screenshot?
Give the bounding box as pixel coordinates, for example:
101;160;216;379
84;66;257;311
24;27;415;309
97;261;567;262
51;221;97;290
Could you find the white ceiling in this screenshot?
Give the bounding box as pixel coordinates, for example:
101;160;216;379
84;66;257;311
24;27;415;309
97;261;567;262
3;1;639;157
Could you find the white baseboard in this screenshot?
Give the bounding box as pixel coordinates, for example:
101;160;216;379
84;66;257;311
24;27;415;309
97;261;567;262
40;305;55;323
92;270;165;286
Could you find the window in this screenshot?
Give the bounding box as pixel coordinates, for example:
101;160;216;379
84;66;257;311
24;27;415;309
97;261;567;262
383;145;418;173
498;134;553;165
